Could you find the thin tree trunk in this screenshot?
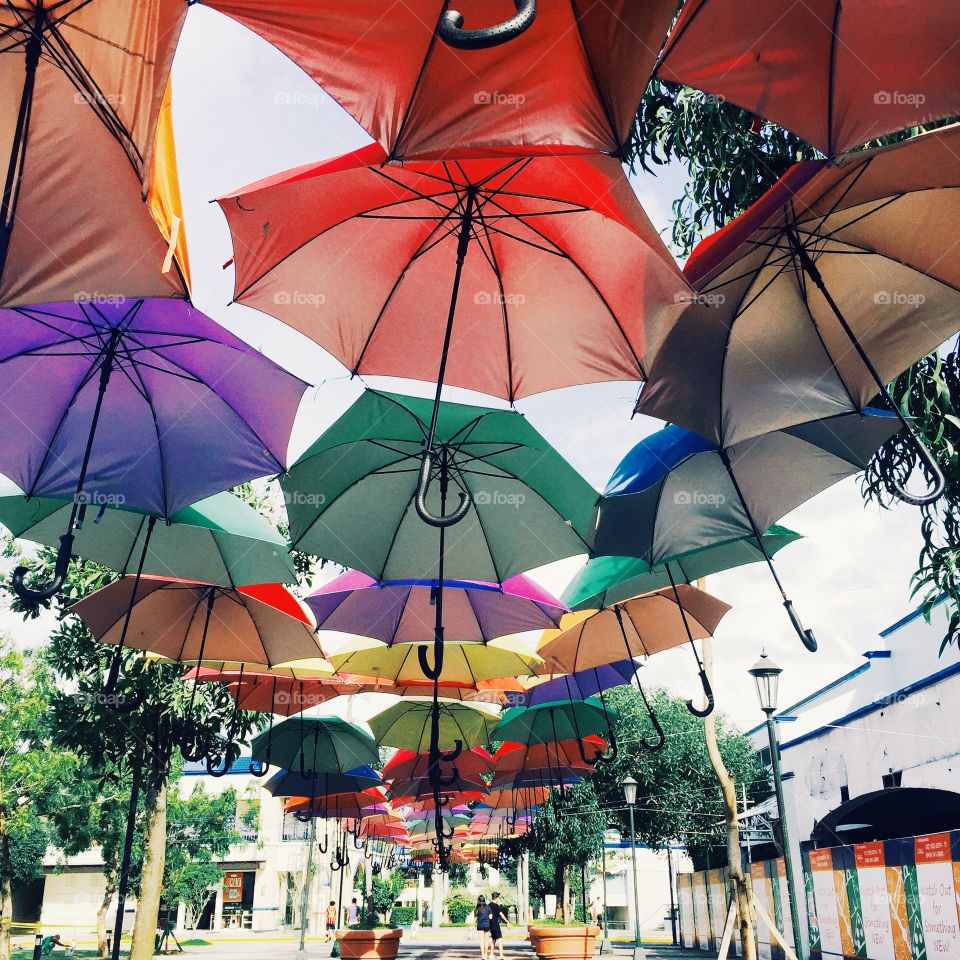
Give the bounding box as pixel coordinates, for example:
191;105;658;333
97;870;117;957
553;863;564;921
0;824;12;960
701;636;757;960
561;866;571;924
130;781;168;960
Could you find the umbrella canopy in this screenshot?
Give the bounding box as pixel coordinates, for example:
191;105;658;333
384;747;494;785
0;2;189;304
389;778;488;802
637;127;960;498
562;525;801;611
205;1;677;160
184;668;368;716
285;792;385;818
72;577;325;669
218;146;687;403
330;638;542;687
657;0;960;156
369;699;499;753
265;768;384;799
490;769;586;791
491;740;604;774
537;588;731;675
593;414;900;561
479;786;551;812
524;660;641;705
281;389;596;581
492;700;615;747
251;716;379;774
306;570;566;644
0;483;296;587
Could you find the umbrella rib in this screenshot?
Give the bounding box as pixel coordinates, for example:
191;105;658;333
123;353;174;518
474;206;516;401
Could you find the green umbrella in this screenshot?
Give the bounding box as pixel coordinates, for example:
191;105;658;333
281;389;596;583
562;525;802;611
369;699;499;753
251;715;379;775
0;480;296;587
492;700;617;747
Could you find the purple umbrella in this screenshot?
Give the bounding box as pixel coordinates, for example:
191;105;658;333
524;659;641;707
3;298;307;603
305;569;567;644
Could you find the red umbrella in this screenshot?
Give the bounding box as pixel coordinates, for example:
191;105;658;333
384;747;494;785
204;0;677;160
492;738;606;774
657;0;960;156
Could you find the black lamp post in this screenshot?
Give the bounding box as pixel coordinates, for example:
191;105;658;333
621;776;646;960
749;652;804;957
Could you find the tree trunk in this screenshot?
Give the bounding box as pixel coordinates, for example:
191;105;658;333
97;871;117;958
553;862;564;921
701;636;757;960
0;824;12;960
130;780;168;960
561;866;571;924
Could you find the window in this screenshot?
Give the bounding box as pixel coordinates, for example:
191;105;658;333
882;770;902;789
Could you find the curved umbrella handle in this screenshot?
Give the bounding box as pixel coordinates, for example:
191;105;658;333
686;668;715;718
891;426;946;506
576;736;602;768
206;742;241;778
178;723;207;763
294;810;313;824
437;0;536;50
415;451;471;528
784;600;818;653
248;759;267;777
439;763;462;788
101;649;148;714
439;740;463;764
12;532;74;606
354;832;367;851
643;710;666;752
418;641;445;682
318;828;329;854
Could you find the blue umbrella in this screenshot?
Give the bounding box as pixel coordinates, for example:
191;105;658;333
524;659;640;707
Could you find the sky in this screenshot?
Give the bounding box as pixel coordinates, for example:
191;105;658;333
1;7;934;731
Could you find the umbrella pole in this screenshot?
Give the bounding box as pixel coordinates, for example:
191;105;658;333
662;564;714;717
179;590;216;761
717;449;818;652
249;677;276;777
13;327;123;604
103;515;157;713
612;607;664;750
787;225;944;505
110;741;142;960
415;191;477;528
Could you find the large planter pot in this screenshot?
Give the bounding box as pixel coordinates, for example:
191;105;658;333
528;925;601;960
336;929;403;960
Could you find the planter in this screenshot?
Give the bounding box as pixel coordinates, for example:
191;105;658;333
335;929;403;960
528;924;601;960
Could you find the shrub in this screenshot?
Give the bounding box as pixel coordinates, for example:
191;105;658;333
389;906;417;926
446;892;476;925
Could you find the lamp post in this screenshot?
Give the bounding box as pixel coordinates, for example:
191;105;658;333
749;652;804;957
599;830;612;954
621;776;646;960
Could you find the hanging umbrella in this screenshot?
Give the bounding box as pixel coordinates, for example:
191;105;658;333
384;747;494;785
389;777;488;802
265;768;384;799
329;638;542;688
479;786;551;813
389;685;515;705
563;525;801;612
656;0;960;157
491;740;605;775
219;146;686;438
401;796;483;813
369;699;499;754
0;2;189;304
0;483;297;587
251;716;379;775
637;126;960;505
593;412;901;652
489;769;586;791
306;569;566;644
203;0;677;158
523;660;641;707
491;700;616;753
285;792;386;818
2;298;307;603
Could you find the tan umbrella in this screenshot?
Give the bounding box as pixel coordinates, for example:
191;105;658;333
0;2;189;304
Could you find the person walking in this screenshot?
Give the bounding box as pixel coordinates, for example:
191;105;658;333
475;894;492;959
590;894;603;929
325;901;337;941
489;892;508;960
348;898;360;926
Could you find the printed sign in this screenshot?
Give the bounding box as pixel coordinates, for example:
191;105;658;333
914;834;960;957
223;871;244;904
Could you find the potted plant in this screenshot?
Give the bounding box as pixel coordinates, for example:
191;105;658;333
336;905;403;960
528;921;601;960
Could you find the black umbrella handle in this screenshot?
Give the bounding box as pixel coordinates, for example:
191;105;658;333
437;0;536;50
686;668;715;718
101;648;148;715
784;600;818;653
12;532;73;605
415;450;471;528
206;741;241;778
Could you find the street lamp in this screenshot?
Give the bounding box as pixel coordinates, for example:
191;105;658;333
749;652;804;957
621;776;646;960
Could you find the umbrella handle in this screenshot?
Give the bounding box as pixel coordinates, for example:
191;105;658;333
637;684;666;752
784;600;818;653
890;426;946;506
102;648;148;714
437;0;537;50
294;810;312;824
354;832;367;851
415;450;471;528
439;763;461;788
249;759;267;777
686;668;715;718
418;641;445;681
318;827;329;854
206;741;241;778
12;532;74;606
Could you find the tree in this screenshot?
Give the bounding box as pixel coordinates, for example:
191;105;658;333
629;83;960;652
0;640;80;960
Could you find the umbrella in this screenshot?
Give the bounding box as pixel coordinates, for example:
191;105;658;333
219;147;686;445
523;660;641;707
0;2;189;304
204;1;677;158
479;786;551;813
492;700;617;757
0;483;297;587
384;747;494;785
251;716;379;775
656;0;960;156
491;740;604;775
265;768;384;799
593;412;901;652
637;127;960;505
562;525;801;612
306;569;566;644
389;776;488;802
2;298;307;604
329;638;542;688
489;770;586;791
369;699;499;755
285;792;386;818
